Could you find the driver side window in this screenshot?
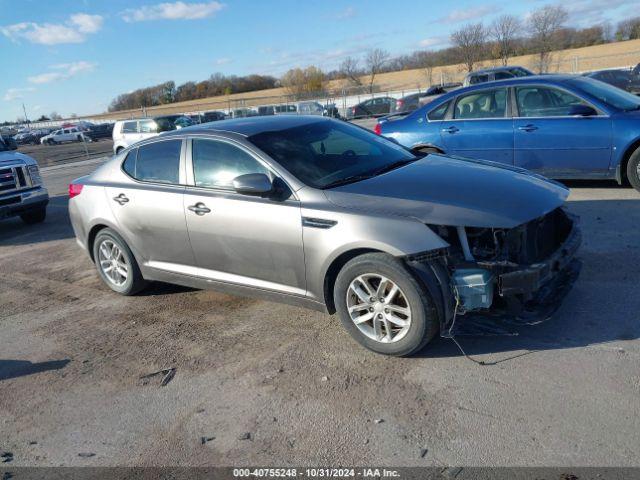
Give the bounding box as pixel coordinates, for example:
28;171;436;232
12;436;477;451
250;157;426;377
516;86;589;117
192;139;270;189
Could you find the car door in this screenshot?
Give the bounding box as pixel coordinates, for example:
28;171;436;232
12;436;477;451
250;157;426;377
105;138;196;271
440;87;514;165
183;136;306;296
513;85;612;177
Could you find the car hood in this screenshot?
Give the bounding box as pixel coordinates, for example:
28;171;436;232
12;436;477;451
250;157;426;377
0;151;35;166
323;154;569;228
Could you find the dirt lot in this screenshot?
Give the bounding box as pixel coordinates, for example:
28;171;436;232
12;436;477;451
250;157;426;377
0;161;639;468
18;140;114;168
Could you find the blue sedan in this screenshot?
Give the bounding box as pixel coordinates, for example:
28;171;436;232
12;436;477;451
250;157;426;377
376;75;640;192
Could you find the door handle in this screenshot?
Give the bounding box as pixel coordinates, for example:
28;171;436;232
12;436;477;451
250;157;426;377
518;124;538;132
441;126;459;134
188;202;211;216
113;193;129;205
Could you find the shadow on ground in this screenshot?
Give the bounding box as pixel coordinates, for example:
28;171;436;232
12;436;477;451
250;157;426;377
0;196;73;246
0;359;70;382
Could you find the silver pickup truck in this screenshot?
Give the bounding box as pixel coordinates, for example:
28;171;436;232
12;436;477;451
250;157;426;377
0;136;48;224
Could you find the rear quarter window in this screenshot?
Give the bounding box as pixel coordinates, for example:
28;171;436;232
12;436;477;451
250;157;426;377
427;101;450;121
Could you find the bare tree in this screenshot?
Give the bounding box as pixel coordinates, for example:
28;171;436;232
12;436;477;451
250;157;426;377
281;66;325;99
451;23;486;72
365;48;390;93
340;56;363;86
491;15;521;66
528;5;568;73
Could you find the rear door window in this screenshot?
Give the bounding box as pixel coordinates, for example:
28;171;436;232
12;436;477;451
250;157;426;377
139;120;157;133
122;121;138;134
427;101;450;121
515;86;589;117
123;139;182;184
454;88;507;119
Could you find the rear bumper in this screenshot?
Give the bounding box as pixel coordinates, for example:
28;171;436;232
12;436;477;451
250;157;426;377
0;187;49;220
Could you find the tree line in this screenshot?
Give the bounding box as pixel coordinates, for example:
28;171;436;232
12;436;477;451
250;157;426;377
100;8;640;112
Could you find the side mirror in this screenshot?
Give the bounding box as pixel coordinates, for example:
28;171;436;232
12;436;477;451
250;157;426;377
568;104;597;117
232;173;273;196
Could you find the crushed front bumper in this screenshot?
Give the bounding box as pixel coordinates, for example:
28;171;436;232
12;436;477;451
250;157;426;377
497;218;581;297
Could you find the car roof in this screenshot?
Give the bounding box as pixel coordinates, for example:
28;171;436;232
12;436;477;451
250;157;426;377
469;66;529;75
163;114;331;137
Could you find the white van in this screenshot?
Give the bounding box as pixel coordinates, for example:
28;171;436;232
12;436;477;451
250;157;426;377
112;118;159;154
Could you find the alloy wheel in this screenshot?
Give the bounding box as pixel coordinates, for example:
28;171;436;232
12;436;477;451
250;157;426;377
98;239;129;286
346;274;412;343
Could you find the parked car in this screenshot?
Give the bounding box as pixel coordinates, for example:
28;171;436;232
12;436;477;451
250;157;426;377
376;75;640;192
201;111;227;122
582;69;640;95
112;116;193;154
13;132;36;145
347;97;396;119
85;123;114;142
395;84;462;113
40;127;86;145
297;101;325;115
68;116;580;356
0;136;48;224
323;103;341;119
463;66;534;87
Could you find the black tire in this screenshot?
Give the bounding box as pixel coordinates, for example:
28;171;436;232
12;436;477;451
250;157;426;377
92;228;147;295
333;253;440;356
76;135;82;142
47;139;55;146
20;207;46;224
627;147;640;193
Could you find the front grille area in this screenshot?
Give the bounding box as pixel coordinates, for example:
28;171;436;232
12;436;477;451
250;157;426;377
0;165;30;194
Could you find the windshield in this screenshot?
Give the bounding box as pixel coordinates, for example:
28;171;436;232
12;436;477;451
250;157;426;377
566;77;640;111
247;120;416;189
0;137;8;152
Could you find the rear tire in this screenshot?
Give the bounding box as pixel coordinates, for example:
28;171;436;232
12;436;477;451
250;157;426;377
627;147;640;193
93;228;147;295
20;207;46;224
333;253;439;356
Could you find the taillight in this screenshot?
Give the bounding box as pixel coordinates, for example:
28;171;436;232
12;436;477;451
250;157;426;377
69;183;83;198
374;123;382;135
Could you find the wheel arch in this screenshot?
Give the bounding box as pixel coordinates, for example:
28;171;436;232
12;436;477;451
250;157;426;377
322;248;385;314
411;143;445;155
87;224;110;262
618;137;640;184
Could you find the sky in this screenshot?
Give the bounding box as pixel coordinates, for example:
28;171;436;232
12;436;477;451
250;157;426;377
0;0;637;122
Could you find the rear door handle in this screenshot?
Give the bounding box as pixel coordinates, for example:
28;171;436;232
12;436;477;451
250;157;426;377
518;124;538;132
188;202;211;216
441;126;459;134
113;193;129;205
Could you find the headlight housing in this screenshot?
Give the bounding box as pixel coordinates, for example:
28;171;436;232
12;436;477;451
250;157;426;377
28;165;43;186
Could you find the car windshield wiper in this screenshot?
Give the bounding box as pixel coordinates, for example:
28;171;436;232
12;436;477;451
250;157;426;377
322;158;417;189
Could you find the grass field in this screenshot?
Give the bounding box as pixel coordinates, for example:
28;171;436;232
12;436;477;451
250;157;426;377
77;38;640;121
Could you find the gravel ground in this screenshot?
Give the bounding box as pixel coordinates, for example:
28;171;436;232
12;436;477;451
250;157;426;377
17;139;114;168
0;161;639;468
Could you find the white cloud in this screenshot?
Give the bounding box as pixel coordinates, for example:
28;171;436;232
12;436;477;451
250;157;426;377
28;61;97;84
69;13;103;33
215;57;232;65
441;5;498;24
419;36;449;48
121;1;224;22
336;7;357;20
1;14;103;45
4;87;35;101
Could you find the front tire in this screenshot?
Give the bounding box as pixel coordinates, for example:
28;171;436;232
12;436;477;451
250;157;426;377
627;147;640;192
93;228;147;295
333;253;439;356
20;207;46;224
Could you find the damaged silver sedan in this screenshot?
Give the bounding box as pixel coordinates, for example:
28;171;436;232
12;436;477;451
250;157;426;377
69;116;580;356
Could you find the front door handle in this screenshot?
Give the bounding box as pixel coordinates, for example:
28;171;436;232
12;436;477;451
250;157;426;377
188;202;211;216
441;126;459;134
518;124;538;132
113;193;129;205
